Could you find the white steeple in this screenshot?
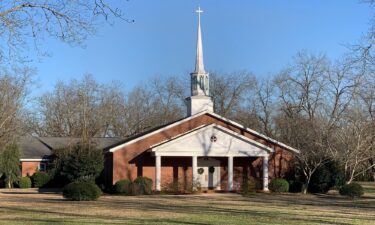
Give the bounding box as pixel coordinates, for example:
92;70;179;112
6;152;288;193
194;7;205;74
186;7;213;116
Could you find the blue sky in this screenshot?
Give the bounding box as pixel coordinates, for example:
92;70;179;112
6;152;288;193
30;0;374;93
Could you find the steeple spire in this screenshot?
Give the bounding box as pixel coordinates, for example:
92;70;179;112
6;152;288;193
195;7;205;74
186;7;213;116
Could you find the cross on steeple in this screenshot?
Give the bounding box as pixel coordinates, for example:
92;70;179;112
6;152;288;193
196;6;203;17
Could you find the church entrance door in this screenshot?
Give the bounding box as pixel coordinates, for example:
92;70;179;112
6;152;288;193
197;158;220;190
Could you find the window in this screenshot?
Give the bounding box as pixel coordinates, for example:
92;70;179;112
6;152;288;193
199;76;204;90
39;163;47;172
192;76;197;90
205;76;209;91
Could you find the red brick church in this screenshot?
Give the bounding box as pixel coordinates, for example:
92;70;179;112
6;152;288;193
103;8;298;192
20;8;299;192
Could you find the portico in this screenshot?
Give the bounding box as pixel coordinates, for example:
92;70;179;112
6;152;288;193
151;124;272;192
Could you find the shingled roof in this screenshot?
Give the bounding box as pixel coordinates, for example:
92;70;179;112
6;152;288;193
19;135;52;159
19;136;124;160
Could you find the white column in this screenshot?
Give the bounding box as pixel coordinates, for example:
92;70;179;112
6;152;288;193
228;156;233;192
192;156;198;191
155;155;161;192
262;154;269;192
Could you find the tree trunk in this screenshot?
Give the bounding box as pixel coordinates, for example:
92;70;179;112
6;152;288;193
303;176;311;194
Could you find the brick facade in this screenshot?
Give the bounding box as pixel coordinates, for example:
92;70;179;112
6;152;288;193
106;113;295;191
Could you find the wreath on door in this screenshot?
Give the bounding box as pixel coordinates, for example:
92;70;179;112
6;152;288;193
209;166;215;173
197;168;204;175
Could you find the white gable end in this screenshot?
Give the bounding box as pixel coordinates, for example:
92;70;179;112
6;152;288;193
152;124;273;157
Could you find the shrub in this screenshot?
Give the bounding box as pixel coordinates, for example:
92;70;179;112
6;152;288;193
32;172;52;188
114;179;132;195
18;177;32;188
242;177;262;193
133;176;153;195
63;181;102;201
339;183;364;198
289;180;304;193
269;178;289;193
308;161;345;193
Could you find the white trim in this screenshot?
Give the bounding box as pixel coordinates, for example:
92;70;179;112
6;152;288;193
109;110;299;154
153;152;269;157
109;111;208;152
151;124;274;156
20;159;50;162
208;112;300;153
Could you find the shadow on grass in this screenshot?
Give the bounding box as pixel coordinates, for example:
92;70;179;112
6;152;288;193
1;191;375;225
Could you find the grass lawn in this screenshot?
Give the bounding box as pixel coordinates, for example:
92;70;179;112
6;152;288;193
0;182;374;225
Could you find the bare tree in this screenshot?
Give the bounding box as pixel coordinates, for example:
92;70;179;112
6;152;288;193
34;74;126;140
113;76;185;137
274;51;332;193
0;0;131;63
254;78;276;137
335;107;375;183
210;71;255;119
0;67;32;148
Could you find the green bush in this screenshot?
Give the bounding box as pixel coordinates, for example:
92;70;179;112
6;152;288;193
32;172;52;188
308;162;345;193
289;180;304;193
269;178;289;193
339;183;364;198
133;176;153;195
63;181;102;201
18;177;32;188
242;177;262;193
114;179;132;195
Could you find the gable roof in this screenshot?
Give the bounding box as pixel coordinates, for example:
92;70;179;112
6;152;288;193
109;111;300;154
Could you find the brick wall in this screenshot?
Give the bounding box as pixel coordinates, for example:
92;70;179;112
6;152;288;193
108;113;295;191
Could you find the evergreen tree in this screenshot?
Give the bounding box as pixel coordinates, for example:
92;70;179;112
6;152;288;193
0;143;21;188
54;143;103;182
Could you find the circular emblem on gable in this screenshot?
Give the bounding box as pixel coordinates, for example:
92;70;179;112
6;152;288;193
209;166;215;174
197;168;204;174
210;135;217;142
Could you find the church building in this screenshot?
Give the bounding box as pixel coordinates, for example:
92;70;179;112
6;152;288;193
104;8;299;192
